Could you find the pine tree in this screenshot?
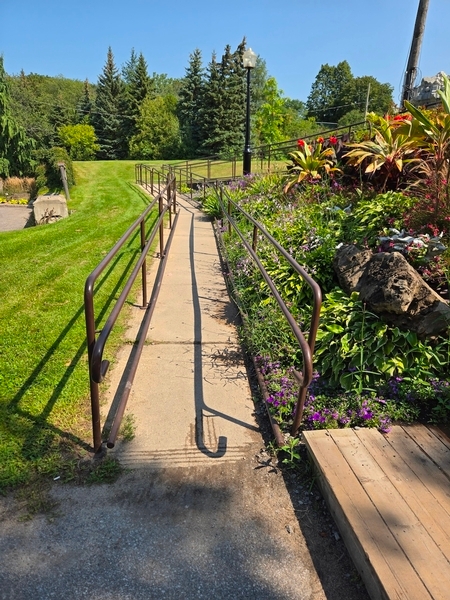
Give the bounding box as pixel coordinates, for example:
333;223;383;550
92;47;127;159
177;49;205;157
0;56;35;177
122;50;153;142
200;52;223;157
201;40;247;158
77;79;93;124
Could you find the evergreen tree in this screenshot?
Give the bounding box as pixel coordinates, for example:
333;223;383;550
177;49;205;157
122;50;153;142
122;48;138;86
0;56;35;177
200;52;222;157
92;47;127;159
249;57;269;115
201;40;247;158
48;93;77;146
77;79;94;124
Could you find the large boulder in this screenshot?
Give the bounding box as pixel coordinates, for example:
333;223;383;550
333;245;450;337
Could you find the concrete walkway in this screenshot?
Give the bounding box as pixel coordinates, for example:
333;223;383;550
0;194;360;599
107;194;258;468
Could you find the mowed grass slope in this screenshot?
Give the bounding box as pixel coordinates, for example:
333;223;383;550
0;160;159;490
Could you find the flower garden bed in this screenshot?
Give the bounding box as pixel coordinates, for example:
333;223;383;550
205;81;450;445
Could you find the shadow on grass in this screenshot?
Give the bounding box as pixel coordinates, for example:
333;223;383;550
6;242;142;465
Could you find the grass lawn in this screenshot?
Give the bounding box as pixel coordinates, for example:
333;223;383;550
169;158;287;183
0;160;165;491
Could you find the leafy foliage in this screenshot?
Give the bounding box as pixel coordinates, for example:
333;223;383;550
58;124;99;160
8;70;89;149
34;147;74;190
284;139;341;190
129;96;180;160
315;289;447;392
306;61;393;124
343;113;417;191
0;56;35;177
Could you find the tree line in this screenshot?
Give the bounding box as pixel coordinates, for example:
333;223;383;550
0;46;395;180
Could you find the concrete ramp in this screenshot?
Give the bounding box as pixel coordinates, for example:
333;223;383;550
105;195;259;468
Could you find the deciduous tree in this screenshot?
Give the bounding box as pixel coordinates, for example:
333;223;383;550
306;61;354;123
58;123;99;160
129;95;180;160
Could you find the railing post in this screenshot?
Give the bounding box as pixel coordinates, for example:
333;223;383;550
173;176;177;217
140;219;147;308
227;194;231;235
159;193;164;258
167;174;172;229
252;224;258;251
84;286;103;453
190;172;193;201
207;160;211;180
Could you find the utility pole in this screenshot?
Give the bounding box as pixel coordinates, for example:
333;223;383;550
401;0;430;107
364;83;371;119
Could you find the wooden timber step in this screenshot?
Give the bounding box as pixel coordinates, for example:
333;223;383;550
303;424;450;600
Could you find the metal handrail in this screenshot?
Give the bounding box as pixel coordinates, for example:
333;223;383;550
215;184;322;439
84;169;178;452
162;120;369;179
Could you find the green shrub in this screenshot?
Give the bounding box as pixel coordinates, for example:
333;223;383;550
340;191;416;247
33;147;74;192
315;288;448;393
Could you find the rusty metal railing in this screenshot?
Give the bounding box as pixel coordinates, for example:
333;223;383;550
84;170;178;453
215;184;322;443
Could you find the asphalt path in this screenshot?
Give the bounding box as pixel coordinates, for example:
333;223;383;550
0;204;34;231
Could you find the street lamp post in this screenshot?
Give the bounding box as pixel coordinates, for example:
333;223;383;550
242;47;257;176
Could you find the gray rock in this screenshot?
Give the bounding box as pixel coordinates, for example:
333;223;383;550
334;245;450;337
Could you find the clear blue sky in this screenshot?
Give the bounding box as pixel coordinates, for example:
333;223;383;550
2;0;448;106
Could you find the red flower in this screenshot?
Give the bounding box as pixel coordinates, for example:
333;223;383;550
297;139;305;148
317;136;324;144
393;113;412;121
329;136;338;145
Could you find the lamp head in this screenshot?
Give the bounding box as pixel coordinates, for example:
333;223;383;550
242;48;257;69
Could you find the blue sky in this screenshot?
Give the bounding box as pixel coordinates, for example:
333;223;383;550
2;0;448;106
